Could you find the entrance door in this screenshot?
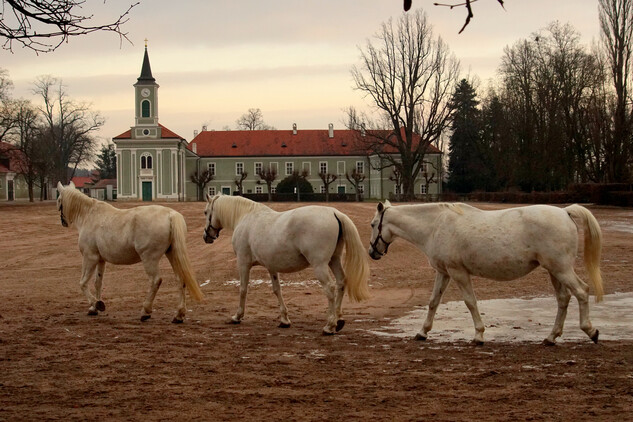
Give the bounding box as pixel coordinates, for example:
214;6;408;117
7;180;14;201
221;187;231;195
142;181;152;201
337;185;345;195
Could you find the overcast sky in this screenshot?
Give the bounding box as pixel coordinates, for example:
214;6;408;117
2;0;601;146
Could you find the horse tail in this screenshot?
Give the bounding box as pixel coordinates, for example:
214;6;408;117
565;204;604;302
335;211;371;302
169;212;204;302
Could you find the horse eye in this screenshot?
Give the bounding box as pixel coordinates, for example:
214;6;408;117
371;223;375;228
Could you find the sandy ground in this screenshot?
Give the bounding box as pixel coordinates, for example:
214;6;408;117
1;200;632;421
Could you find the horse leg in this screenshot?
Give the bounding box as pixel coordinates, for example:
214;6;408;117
543;273;572;345
270;271;291;328
230;262;252;324
551;269;598;343
415;272;451;341
449;268;485;345
314;264;338;335
90;260;107;314
80;255;99;316
166;252;186;324
329;256;346;332
140;259;162;322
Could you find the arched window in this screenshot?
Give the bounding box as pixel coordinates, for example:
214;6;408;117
141;100;151;118
140;153;153;169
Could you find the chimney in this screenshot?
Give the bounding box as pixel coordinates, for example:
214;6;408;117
192;143;197;154
328;123;334;138
292;123;297;135
361;123;366;137
193;129;199;137
202;125;207;132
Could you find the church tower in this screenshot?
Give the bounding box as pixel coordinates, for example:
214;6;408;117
132;41;161;138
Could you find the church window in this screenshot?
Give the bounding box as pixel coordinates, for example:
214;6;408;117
141;153;153;169
141;100;151;118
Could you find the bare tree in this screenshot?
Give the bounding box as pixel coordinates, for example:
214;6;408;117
389;167;403;201
0;68;15;142
190;169;214;201
318;172;337;202
345;169;366;202
599;0;633;182
350;10;460;200
234;171;248;195
236;108;274;130
7;99;42;201
0;0;139;53
257;167;278;201
34;76;103;184
407;1;506;33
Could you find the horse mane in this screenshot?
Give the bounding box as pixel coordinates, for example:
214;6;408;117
441;203;465;215
61;187;95;225
215;195;271;229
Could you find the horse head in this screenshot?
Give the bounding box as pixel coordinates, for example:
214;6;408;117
56;181;74;227
203;193;222;244
368;200;393;260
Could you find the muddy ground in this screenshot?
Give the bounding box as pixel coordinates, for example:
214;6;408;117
0;200;632;421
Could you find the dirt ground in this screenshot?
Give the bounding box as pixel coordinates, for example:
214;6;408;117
1;200;632;421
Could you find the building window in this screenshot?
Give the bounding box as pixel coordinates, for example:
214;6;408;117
236;162;244;175
285;162;294;175
208;162;216;176
420;184;427;195
358;184;365;194
270;162;278;174
395;185;401;195
319;161;327;175
140;152;153;169
271;186;277;194
320;185;326;193
256;186;263;194
356;161;364;174
302;162;311;175
337;161;345;175
421;161;428;174
208;186;216;196
255;162;263;176
141;100;150;118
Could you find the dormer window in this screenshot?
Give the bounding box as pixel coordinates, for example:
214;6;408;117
141;100;151;118
140;152;153;169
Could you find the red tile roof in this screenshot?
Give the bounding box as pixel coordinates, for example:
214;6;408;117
70;176;93;188
92;178;117;189
189;128;441;158
0;141;28;173
113;123;184;140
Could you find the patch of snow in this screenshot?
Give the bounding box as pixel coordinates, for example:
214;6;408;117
368;292;633;343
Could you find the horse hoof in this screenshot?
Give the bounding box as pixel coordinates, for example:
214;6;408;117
87;309;98;316
542;338;557;346
140;314;151;322
172;318;184;324
278;322;291;328
227;318;241;325
322;330;336;336
414;333;427;341
591;330;599;344
471;339;484;346
336;320;345;332
96;301;106;312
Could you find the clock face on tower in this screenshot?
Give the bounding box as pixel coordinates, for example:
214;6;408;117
141;88;151;97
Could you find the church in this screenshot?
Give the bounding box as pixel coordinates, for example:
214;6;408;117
113;47;443;201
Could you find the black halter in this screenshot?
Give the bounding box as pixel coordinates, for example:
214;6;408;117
59;203;68;227
203;197;221;240
370;208;390;256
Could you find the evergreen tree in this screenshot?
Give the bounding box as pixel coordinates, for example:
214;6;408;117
94;143;116;180
447;79;488;193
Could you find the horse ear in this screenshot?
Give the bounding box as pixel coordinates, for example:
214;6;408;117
384;200;392;207
69;181;75;189
377;202;384;212
57;181;63;191
206;193;211;202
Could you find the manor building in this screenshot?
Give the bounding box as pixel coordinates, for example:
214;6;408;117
113;47;442;201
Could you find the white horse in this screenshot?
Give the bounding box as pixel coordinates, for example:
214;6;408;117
368;201;604;345
203;194;370;334
56;181;204;322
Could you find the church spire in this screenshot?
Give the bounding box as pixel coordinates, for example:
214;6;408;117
137;42;156;83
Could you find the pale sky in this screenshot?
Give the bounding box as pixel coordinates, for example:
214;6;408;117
2;0;601;146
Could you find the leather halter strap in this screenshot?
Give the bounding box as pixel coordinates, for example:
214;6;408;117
204;196;221;238
370;208;390;256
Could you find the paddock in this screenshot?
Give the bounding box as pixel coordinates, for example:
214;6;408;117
1;200;632;420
